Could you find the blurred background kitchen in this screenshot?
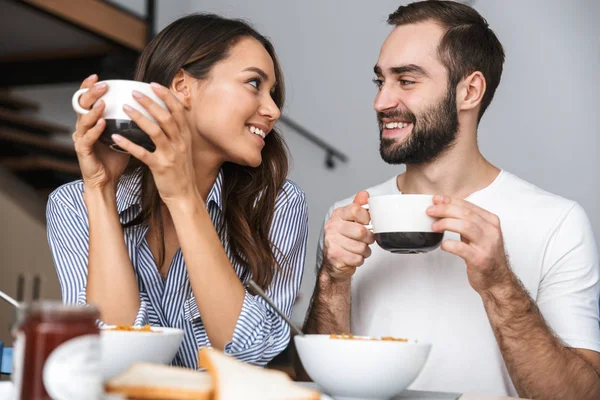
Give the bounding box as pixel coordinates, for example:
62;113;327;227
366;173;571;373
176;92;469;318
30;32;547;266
0;0;598;373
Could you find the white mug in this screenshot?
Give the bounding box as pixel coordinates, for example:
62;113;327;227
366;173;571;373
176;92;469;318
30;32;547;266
364;194;442;254
71;80;167;152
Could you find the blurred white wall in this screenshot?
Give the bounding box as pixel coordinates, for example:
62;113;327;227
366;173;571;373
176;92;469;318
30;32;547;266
182;0;600;323
10;0;599;326
0;170;61;346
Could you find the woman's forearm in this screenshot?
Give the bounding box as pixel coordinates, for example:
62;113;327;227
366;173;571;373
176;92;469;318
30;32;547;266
167;195;245;349
84;185;141;324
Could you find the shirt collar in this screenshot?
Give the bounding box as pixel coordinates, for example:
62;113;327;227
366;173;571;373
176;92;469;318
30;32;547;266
116;168;143;214
115;167;224;215
206;168;224;210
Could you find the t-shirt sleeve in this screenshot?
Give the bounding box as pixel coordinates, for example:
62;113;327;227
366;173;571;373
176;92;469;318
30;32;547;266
537;203;600;352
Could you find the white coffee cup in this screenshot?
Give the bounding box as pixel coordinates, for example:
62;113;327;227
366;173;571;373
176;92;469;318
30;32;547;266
71;80;167;153
365;194;442;254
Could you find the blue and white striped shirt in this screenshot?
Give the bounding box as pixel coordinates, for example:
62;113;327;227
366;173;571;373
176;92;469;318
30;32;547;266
46;168;308;368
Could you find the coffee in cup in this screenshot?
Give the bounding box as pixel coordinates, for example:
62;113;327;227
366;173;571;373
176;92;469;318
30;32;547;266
72;80;167;153
366;194;442;254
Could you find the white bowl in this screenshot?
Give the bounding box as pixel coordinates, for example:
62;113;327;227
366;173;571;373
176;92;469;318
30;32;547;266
100;326;184;380
294;334;431;400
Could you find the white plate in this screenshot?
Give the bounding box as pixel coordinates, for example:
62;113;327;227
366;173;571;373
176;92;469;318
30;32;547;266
0;382;13;400
0;382;126;400
1;380;331;400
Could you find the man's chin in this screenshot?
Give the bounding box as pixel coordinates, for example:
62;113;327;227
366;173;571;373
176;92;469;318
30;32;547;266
379;145;409;165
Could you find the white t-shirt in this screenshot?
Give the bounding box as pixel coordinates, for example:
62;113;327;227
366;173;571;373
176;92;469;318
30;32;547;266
316;170;600;397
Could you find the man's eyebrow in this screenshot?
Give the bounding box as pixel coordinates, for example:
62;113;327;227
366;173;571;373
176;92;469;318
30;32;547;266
373;64;430;78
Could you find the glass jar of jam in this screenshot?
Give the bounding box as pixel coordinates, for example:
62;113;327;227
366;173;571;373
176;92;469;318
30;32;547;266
12;302;102;400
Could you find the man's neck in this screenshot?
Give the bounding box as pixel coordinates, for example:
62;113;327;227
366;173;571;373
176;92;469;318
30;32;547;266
397;136;500;199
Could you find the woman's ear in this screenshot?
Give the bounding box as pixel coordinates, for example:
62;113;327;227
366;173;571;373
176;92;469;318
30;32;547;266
170;69;192;109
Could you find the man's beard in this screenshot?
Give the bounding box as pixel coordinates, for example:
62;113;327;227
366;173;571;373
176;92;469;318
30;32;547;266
378;86;459;165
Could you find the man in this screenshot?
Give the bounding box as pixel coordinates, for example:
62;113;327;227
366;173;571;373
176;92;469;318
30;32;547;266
301;1;600;398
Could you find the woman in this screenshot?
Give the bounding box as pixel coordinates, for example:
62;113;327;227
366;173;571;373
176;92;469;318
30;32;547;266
46;14;308;368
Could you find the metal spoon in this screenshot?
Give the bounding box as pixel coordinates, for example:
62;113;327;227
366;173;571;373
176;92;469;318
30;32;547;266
247;279;304;337
0;289;20;309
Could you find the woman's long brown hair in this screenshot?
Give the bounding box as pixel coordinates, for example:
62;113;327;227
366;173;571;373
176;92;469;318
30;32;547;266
124;14;289;290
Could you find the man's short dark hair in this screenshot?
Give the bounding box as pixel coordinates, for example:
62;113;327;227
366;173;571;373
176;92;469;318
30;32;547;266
388;1;505;121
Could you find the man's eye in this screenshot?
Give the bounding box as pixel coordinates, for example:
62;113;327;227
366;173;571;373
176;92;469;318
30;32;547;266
372;78;384;88
400;80;415;86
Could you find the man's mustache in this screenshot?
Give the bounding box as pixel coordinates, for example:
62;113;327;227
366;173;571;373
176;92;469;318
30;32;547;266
377;110;417;127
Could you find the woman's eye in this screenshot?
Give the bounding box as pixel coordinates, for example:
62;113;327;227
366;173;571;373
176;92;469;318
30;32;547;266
248;78;261;89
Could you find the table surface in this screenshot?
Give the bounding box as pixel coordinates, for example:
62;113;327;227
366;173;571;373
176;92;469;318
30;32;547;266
297;382;524;400
0;380;524;400
460;394;522;400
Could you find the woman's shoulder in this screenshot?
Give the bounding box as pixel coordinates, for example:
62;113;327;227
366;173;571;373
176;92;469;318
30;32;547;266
272;180;307;214
276;179;306;204
48;179;86;215
47;169;142;218
280;179;305;197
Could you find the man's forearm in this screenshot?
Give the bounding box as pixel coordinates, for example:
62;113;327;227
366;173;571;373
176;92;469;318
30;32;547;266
295;266;351;381
303;266;351;335
482;274;600;399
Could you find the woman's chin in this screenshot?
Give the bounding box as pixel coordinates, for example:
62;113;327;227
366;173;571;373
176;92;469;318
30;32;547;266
247;157;262;168
231;154;262;168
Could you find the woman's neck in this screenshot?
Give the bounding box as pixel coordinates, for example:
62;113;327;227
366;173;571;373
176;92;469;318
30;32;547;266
192;148;223;202
183;127;227;202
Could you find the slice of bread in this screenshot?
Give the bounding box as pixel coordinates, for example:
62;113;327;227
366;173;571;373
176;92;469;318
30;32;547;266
198;347;320;400
105;363;213;400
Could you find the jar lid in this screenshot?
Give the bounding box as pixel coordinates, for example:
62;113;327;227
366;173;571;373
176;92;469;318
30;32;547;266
18;301;99;321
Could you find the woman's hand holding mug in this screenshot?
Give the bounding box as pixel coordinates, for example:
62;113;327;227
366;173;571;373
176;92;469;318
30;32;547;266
71;74;130;190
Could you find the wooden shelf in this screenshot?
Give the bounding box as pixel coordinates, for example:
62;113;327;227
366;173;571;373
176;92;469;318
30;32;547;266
0;91;39;111
0;0;149;86
0;128;75;155
0;109;70;134
4;0;148;54
0;0;151;191
21;0;148;52
1;156;80;175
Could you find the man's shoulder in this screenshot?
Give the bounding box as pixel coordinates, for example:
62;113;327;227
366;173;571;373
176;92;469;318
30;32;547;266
489;171;579;216
485;171;593;255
